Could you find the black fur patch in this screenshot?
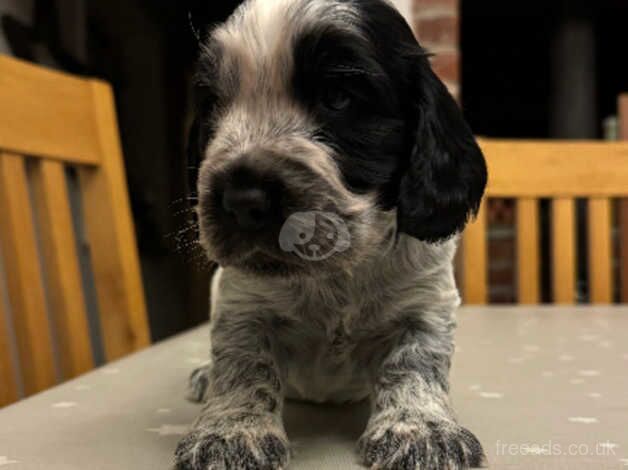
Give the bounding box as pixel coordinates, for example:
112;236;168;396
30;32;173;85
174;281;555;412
292;0;487;241
292;5;408;207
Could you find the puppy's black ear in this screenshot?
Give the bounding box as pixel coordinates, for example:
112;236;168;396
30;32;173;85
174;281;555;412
186;117;202;203
398;58;487;243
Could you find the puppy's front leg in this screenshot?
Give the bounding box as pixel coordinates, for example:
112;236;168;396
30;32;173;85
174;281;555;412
359;327;486;470
175;316;289;470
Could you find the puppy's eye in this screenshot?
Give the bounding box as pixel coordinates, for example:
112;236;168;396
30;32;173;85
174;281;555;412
321;87;352;112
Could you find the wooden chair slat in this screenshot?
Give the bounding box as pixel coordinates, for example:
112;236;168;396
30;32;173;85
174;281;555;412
0;282;19;406
551;198;576;304
619;94;628;303
479;139;628;197
621;200;628;303
588;198;613;303
30;160;94;378
462;200;487;304
516;198;539;304
0;153;56;394
0;56;100;165
78;81;150;360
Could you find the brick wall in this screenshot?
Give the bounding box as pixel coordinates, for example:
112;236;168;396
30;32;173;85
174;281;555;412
412;0;460;99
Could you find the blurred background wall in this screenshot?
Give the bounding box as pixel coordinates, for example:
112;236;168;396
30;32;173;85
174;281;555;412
1;0;626;339
0;0;32;54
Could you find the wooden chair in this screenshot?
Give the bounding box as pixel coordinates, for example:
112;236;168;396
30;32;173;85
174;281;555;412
0;55;149;406
462;137;628;305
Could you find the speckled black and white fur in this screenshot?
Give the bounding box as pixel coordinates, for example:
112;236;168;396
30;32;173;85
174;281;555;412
176;0;488;469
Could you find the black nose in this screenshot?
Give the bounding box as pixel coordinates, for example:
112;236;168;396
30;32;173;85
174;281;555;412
222;184;273;230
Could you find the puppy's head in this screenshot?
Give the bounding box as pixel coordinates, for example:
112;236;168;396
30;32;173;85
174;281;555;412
189;0;486;277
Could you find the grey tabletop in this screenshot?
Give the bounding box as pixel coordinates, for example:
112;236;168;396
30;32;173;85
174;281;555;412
1;306;628;469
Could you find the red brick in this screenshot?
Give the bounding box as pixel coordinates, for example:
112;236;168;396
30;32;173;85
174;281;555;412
489;199;516;224
414;16;459;47
489;238;516;262
413;0;459;14
490;290;516;304
489;267;515;286
429;51;459;84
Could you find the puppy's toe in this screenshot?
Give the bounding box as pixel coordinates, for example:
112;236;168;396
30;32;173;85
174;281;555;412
174;431;227;470
186;363;212;404
358;418;487;470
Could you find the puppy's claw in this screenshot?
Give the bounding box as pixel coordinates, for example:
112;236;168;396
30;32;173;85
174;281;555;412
186;363;212;404
358;418;487;470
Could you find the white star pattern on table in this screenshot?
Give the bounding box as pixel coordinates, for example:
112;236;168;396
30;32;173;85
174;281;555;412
558;354;575;361
156;408;172;414
568;417;599;424
147;424;189;436
185;357;204;365
0;457;18;466
588;392;602;398
479;392;503;399
578;370;600;377
619;458;628;466
577;334;599;342
52;402;78;409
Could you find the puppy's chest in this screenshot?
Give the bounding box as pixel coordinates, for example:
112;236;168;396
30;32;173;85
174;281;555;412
281;326;369;403
276;295;383;404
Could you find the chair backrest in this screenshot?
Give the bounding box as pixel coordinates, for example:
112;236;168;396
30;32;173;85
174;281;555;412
619;94;628;303
462;138;628;305
0;55;149;406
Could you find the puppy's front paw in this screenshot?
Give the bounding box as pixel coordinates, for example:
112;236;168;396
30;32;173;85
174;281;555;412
358;414;486;469
175;423;289;470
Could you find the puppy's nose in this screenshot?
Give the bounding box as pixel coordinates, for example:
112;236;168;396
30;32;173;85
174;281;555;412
222;184;272;230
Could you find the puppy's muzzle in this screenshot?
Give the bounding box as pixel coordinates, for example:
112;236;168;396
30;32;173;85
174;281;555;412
199;147;347;266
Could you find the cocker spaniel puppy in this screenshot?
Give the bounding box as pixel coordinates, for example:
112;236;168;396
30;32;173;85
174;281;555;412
177;0;487;469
